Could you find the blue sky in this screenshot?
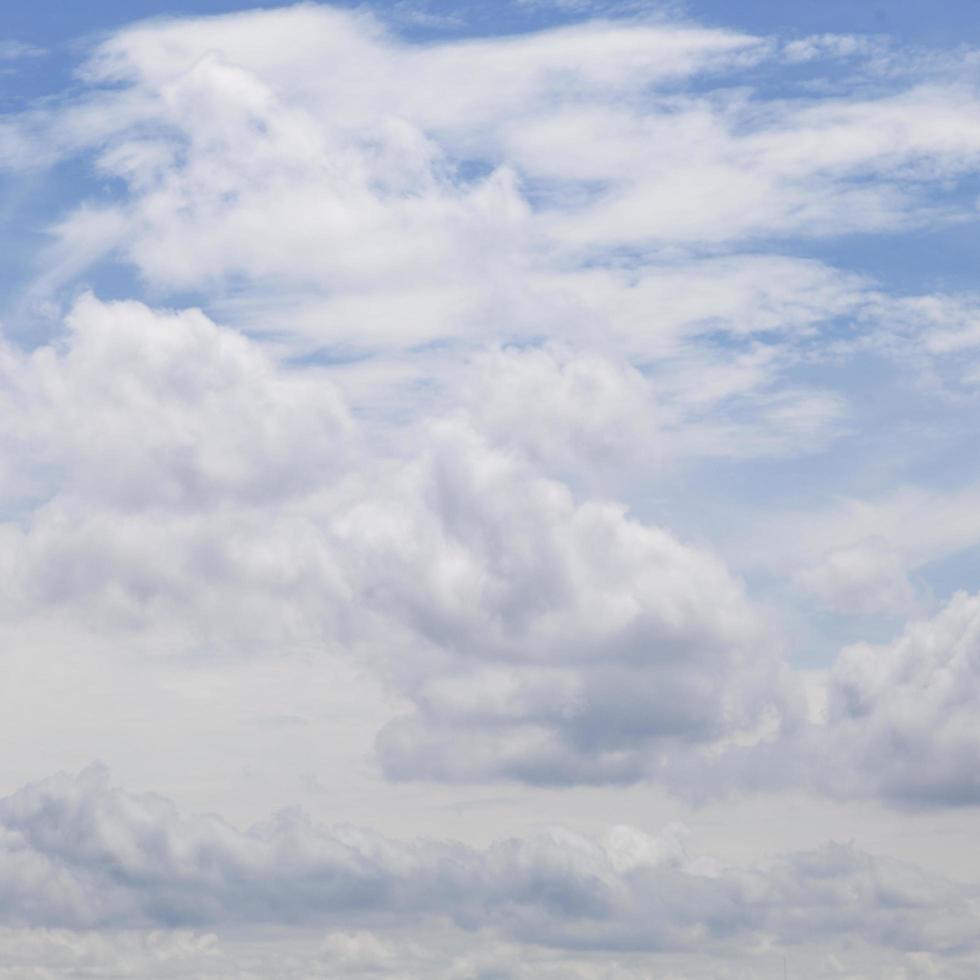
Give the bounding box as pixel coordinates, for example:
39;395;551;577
7;0;980;44
5;2;980;978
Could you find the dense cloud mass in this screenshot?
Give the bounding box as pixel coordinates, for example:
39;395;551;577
0;294;797;783
4;1;980;975
823;591;980;805
1;765;978;959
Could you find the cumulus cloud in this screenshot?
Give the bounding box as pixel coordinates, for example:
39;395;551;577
820;590;980;805
363;424;798;785
0;293;795;782
0;294;359;649
0;293;353;510
1;764;978;969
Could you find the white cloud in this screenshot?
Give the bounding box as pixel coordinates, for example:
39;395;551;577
794;539;918;615
5;923;978;980
1;293;353;510
3;16;980;980
0;294;796;788
738;482;980;610
7;4;979;362
0;41;44;62
361;424;798;786
822;590;980;805
782;34;883;65
1;764;977;968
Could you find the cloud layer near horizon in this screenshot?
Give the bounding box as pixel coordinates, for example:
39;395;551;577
2;765;977;960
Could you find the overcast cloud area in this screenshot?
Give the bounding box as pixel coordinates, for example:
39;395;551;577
3;1;980;976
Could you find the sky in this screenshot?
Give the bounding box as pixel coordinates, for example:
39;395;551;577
4;1;980;977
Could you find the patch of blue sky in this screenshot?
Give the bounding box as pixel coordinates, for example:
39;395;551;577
7;0;980;57
688;0;980;48
285;345;375;369
0;0;615;56
378;0;980;49
783;603;912;666
797;215;980;296
779;546;978;665
705;188;980;299
0;152;136;339
625;346;980;546
921;543;980;601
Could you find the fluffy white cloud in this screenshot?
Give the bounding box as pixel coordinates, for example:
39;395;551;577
359;424;797;785
1;293;353;510
822;590;980;805
0;294;358;650
0;294;795;785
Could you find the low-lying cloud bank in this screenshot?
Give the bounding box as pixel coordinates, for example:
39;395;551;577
1;765;978;963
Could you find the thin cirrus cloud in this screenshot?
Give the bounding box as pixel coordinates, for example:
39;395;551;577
9;4;980;352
